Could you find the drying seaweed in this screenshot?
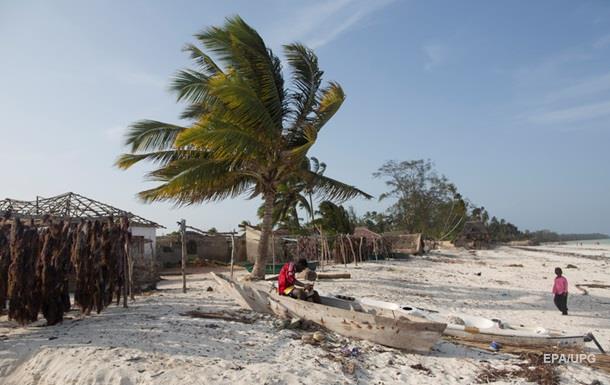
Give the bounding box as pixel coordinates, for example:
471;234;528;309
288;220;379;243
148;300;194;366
2;216;131;325
8;218;42;324
0;218;11;312
39;220;67;325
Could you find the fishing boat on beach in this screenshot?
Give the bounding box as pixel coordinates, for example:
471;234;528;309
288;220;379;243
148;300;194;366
356;297;588;348
211;272;274;314
211;272;446;353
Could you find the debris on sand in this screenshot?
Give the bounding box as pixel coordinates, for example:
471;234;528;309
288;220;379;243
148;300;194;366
475;353;559;385
181;310;255;324
566;264;578;269
410;363;432;375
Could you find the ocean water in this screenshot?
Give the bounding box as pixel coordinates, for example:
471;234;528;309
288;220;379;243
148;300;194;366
565;238;610;246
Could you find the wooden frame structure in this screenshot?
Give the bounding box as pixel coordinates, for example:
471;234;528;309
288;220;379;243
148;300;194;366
0;192;163;228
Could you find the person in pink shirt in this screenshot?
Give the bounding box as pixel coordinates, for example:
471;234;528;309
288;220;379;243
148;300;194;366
552;267;569;315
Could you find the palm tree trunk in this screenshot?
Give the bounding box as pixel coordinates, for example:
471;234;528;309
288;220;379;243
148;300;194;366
252;191;275;279
308;193;315;224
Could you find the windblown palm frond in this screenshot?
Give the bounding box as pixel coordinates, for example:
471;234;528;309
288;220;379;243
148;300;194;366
306;173;372;203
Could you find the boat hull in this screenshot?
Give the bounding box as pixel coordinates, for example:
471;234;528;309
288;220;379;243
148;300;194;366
211;272;273;314
267;293;446;353
359;298;585;348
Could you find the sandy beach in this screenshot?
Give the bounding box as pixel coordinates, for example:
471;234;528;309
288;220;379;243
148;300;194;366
1;244;609;385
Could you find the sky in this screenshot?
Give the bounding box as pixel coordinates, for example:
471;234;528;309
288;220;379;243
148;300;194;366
1;0;609;235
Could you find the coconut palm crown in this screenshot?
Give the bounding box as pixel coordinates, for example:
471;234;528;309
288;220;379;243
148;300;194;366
116;16;371;278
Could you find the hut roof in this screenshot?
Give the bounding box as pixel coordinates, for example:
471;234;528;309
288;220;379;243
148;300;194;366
460;221;489;236
0;192;163;228
353;227;382;240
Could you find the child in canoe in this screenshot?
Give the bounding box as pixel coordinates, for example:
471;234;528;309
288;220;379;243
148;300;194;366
278;258;321;303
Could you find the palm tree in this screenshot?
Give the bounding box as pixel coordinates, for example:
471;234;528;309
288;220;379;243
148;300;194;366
116;16;370;279
256;156;326;230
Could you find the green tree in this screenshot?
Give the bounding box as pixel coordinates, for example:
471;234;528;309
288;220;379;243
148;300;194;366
314;201;354;235
359;210;393;234
116;16;369;279
374;159;467;239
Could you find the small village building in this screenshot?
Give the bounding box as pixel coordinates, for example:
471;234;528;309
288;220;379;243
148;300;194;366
244;225;292;264
156;231;247;267
380;231;425;256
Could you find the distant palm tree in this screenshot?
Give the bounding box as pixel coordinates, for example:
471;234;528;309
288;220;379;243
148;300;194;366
116;16;370;279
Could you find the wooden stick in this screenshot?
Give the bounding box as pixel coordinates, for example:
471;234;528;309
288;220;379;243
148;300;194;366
128;242;134;300
230;229;235;280
339;235;347;268
318;272;351;279
347;235;357;266
180;219;187;293
122;220;129;308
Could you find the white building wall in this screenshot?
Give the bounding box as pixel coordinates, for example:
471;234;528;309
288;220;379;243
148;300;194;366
130;226;157;259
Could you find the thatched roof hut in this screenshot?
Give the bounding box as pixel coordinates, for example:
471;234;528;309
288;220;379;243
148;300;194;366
381;231;424;256
454;221;491;249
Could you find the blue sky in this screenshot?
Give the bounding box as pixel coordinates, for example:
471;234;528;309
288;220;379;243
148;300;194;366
1;0;609;235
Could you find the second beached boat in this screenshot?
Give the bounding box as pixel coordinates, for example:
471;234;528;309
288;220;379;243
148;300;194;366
357;297;587;348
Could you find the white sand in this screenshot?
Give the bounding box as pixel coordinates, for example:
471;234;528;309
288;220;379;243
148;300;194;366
1;245;609;385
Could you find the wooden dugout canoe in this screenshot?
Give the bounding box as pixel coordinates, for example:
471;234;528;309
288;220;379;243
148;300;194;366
211;272;273;314
358;297;587;349
267;293;446;353
211;273;446;353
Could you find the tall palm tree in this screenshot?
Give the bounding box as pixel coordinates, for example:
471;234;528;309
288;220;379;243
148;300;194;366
116;16;370;279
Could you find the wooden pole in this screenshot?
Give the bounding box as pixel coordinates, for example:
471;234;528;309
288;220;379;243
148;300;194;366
347;235;357;266
128;241;134;300
230;229;235;280
359;237;363;263
340;235;347;268
374;239;379;262
122;218;129;308
180;219;187;293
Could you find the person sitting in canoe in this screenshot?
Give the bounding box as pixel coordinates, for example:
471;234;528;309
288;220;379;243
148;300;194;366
278;258;321;303
552;267;569;315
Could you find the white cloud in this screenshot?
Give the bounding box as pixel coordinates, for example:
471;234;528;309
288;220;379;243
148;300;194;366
307;8;366;49
422;43;447;71
544;72;610;104
529;99;610;124
512;51;591;88
266;0;396;50
511;44;610;126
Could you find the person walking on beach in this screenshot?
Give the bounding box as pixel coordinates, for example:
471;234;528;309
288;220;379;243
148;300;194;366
552;267;569;315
